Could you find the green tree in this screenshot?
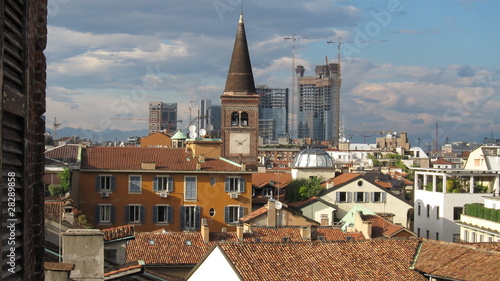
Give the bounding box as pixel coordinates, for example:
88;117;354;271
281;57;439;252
49;167;71;197
298;176;325;199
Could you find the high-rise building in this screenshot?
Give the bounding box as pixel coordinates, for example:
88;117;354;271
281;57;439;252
198;99;212;130
257;86;289;141
220;12;259;166
1;1;47;279
149;102;177;135
296;63;341;143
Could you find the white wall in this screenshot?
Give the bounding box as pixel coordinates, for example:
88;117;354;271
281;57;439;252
188;246;240;281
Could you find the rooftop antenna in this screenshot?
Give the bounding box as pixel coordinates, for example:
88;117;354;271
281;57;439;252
53;117;61;140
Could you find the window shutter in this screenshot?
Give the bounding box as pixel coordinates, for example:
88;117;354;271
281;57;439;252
239;207;244;220
239;177;245;192
353;192;358;202
224;206;230;223
167;177;173;192
195;207;201;231
111;176;116;191
336;192;340;202
180;206;186;230
95;177;101;191
110;206;116;223
153;206;158;223
153;177;158;192
167;206;173;223
125;206;130;223
364;192;370;202
95;206;100;223
370;192;375;202
225;178;230;192
140;206;145;223
382;192;386;203
347;192;352;203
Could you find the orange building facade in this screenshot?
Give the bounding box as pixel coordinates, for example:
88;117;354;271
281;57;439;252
76;146;253;232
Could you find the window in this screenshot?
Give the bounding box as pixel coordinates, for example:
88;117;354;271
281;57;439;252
417;203;421;216
241;112;248;126
95;175;116;192
357;180;363;187
371;192;386;203
209;208;215;217
225;177;245;193
336;192;351;203
436;232;439;240
263;188;273;198
95;205;115;224
153;176;173;192
463;230;469;242
129;175;142;194
231;112;239;126
453;207;463;220
426;230;429;239
417;228;420;237
181;206;201;231
126;205;145;224
225;206;244;224
436;206;440;219
185;176;197;200
354;192;368;203
104;249;117;263
153;205;173;224
426;204;430;217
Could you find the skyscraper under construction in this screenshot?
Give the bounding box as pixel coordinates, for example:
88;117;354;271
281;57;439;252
296;63;341;143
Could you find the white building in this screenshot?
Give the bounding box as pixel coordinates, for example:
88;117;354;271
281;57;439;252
413;147;500;242
457;196;500;242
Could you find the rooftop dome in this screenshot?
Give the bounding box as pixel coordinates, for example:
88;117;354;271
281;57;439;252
171;129;187;140
292;148;333;168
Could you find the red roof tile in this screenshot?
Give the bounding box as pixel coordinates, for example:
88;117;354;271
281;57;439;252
252;172;292;188
102;225;135;241
81;147;242;171
216;239;426;281
45;144;80;163
362;215;413;238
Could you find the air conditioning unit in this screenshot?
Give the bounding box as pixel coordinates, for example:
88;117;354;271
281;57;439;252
100;191;110;198
229;192;239;199
159;192;169;198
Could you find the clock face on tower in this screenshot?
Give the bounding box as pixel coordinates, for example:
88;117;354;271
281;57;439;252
229;132;250;154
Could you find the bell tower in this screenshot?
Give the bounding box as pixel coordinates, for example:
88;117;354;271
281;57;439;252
220;12;259;167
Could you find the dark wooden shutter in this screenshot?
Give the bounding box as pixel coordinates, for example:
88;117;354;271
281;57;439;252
153;177;158;191
95;206;101;223
167;177;173;192
239;177;245;192
110;206;116;223
167;206;173;223
195;207;201;231
153;206;158;223
95;176;101;191
180;206;186;230
110;176;116;191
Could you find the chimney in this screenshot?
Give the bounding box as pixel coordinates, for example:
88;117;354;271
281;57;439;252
221;227;227;233
199;154;205;162
62;229;104;280
310;225;318;240
267;199;277;228
320;214;329;226
362;221;373;239
243;223;252;234
300;226;311;240
44;262;75;281
241;163;246;171
196;162;201;171
201;219;210;243
236;225;244;241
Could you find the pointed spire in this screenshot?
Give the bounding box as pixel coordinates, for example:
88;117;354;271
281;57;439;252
223;11;256;95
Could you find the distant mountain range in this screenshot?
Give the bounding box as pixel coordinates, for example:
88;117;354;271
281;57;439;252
46;127;149;142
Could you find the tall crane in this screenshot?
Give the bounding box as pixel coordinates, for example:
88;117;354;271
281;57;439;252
53;117;61;140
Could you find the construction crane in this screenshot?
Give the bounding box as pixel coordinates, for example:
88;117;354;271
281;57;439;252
53;117;61;140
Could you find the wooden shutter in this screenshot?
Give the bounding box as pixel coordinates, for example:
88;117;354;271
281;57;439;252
95;176;101;191
239;177;245;192
153;206;158;223
195;207;201;231
180;206;186;230
110;176;116;191
167;206;173;223
167;177;173;192
225;178;230;192
140;206;145;223
95;206;101;223
125;206;130;223
110;206;116;223
153;177;158;191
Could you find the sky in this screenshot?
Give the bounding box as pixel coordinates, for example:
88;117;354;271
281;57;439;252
46;0;500;146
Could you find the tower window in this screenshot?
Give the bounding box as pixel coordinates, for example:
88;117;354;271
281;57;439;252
231;112;239;126
241;112;248;126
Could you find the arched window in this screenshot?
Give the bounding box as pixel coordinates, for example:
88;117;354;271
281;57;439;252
231;112;239;126
241;112;248;126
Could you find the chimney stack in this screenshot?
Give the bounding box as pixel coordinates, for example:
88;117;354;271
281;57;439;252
267;199;277;228
62;229;104;280
320;214;329;226
300;226;311;240
236;225;244;241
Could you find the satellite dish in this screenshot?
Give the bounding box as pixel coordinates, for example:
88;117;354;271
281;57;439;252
207;124;213;131
275;201;282;210
189;131;198;139
189;125;196;132
199;129;207;137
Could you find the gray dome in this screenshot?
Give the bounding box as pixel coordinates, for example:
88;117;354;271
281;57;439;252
292;148;333;168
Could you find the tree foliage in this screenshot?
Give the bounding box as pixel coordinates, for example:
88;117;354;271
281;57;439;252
286;177;325;203
50;167;71;197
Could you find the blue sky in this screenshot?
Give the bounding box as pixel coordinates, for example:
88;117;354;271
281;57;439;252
45;0;500;145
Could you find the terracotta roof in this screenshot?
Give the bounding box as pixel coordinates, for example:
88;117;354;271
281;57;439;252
45;144;80;164
102;225;135;241
126;227;364;265
45;201;64;219
252;172;292;188
214;239;426;281
81;147;242;171
413;240;500;281
332;173;362;186
104;261;143;277
432;158;455;165
376;181;393;189
239;206;269;222
362;215;414;238
461;242;500;252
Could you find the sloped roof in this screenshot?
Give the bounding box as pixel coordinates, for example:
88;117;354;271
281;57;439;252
252;172;292;188
81;147;243;172
126;228;364;265
362;215;415;238
45;144;81;164
212;239;426;281
102;225;135;242
413;239;500;281
239;203;319;225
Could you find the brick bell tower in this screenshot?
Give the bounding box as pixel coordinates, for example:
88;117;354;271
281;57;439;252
221;12;259;168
